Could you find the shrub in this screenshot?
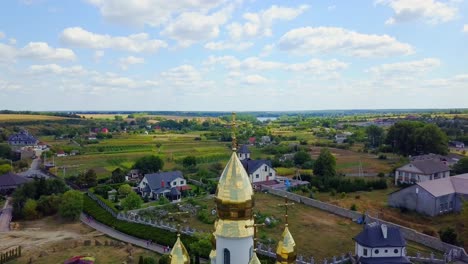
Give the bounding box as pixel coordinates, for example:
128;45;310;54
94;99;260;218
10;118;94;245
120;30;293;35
23;199;39;220
350;204;357;211
377;172;385;178
438;227;461;246
422;229;436;237
378;154;387;160
340;192;346;199
82;195;199;256
355;195;360;200
59;190;83;221
330;189;336;196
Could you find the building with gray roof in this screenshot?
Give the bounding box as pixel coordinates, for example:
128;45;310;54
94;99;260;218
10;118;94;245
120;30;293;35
0;172;30;194
8;130;38;147
389;174;468;216
354;223;411;264
395;159;450;185
137;171;189;202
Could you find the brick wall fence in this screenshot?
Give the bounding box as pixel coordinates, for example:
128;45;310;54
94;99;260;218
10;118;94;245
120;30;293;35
261;186;468;263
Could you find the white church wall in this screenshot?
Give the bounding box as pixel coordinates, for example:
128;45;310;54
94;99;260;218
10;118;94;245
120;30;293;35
215;236;253;264
356;244;405;258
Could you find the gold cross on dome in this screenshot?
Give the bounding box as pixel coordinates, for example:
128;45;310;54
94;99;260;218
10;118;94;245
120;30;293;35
277;195;294;226
245;216;266;248
168;211;189;235
231;112;237;151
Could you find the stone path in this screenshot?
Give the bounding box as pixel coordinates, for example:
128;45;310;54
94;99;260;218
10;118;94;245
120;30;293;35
0;198;12;232
80;213;170;254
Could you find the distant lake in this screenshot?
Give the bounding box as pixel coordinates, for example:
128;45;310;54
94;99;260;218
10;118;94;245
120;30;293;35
257;117;278;122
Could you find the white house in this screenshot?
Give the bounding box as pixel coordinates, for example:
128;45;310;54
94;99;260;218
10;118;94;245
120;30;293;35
395;159;450;185
354;223;411;264
137;171;190;202
237;145;276;183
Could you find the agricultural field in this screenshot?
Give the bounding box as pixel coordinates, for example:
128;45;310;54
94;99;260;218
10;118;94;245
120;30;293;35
47;132;230;178
0;114;68;122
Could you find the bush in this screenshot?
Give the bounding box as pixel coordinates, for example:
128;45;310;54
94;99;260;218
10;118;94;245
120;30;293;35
378;154;387;160
377;172;385;178
59;190;83;221
438;227;462;246
82;195;199;256
355;195;360;199
340;192;346;199
422;229;436;237
23;199;39;220
330;189;336;196
350;204;357;211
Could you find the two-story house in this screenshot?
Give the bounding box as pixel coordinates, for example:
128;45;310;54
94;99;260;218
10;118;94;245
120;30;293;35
395;159;450;185
137;171;190;202
8;130;38;147
354;222;411;264
238;145;276;183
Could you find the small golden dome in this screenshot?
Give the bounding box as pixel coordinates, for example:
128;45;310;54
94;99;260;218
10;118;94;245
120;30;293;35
249;251;262;264
216;152;253;204
169;235;190;264
275;225;297;264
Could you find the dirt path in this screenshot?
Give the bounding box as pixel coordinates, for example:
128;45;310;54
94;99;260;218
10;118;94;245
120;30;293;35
0;198;12;232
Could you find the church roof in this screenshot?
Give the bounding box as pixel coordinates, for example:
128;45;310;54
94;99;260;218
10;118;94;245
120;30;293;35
276;225;297;263
216;152;253;203
169;235;190;264
354;223;406;248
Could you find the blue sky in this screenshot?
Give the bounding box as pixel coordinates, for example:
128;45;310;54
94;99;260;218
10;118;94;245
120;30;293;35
0;0;467;111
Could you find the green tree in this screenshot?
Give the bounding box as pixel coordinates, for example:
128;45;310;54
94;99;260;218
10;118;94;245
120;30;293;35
365;125;385;148
189;234;212;258
23;199;39;220
182;156;197;169
313;148;336;178
118;184;133;196
37;194;62;216
59;190;83;221
158;255;170;264
453;157;468;174
121;191;143;210
143;257;156;264
415;124;448;155
133;155;164;174
85;169;98;187
0;144;12;159
438;227;461;246
111;168;126;183
155;142;162;153
0;164;11;174
293;151;311;166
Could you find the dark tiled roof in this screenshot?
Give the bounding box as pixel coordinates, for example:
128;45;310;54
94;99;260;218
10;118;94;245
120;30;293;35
354;223;406;248
8;130;38;144
359;256;411;264
0;172;30;187
169;187;181;196
241;159;272;174
238;144;251;154
409;159;450;174
143;171;184;190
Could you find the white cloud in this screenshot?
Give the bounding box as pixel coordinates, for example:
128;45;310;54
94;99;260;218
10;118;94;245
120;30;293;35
160;65;203;86
278;26;414;57
260;44;275;57
228;5;309;39
118;56;144;70
463;24;468;33
367;58;440;78
94;50;104;62
0;32;5;39
285;59;349;73
204;41;253;51
86;0;225;27
0;42;76;63
9;38;16;45
161;7;232;47
29;64;86;75
375;0;458;25
61;27;167;53
19;42;76;61
242;74;268;85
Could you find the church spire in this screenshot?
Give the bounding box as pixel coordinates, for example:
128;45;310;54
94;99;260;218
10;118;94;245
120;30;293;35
169;225;190;264
276;196;297;264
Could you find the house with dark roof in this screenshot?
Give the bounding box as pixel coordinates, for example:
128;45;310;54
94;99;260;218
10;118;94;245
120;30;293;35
354;223;411;264
137;171;189;202
410;153;462;167
238;145;276;183
389;173;468;216
0;172;30;194
395;159;450;185
8;130;38;147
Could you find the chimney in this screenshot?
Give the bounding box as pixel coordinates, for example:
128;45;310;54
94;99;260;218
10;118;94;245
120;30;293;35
381;224;388;239
161;180;164;187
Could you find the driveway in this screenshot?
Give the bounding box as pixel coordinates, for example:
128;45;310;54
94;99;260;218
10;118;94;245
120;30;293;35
0;198;12;232
18;158;51;179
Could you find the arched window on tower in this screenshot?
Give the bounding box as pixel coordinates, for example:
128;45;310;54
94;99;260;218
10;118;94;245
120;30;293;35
224;248;230;264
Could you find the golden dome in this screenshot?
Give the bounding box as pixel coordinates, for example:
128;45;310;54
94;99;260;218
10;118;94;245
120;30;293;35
275;225;297;264
216;151;253;203
213;218;254;238
169;235;190;264
249;251;262;264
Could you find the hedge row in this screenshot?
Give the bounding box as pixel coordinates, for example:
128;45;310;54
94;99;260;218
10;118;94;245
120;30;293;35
82;195;200;254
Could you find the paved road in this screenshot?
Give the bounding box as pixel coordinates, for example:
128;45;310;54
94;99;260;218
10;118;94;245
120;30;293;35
80;213;169;254
18;158;51;179
0;198;12;232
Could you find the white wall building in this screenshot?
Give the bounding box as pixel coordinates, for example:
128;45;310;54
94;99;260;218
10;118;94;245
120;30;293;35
395;159;450;185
